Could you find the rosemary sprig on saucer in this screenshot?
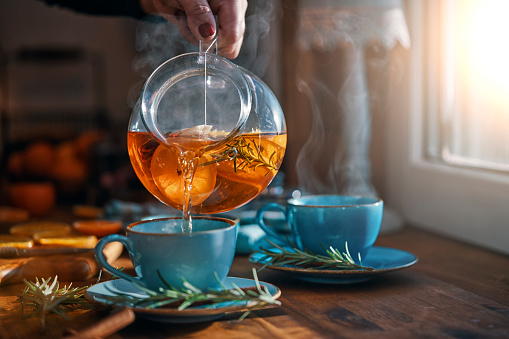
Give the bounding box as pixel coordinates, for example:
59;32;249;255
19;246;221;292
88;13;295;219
102;268;280;320
253;239;374;271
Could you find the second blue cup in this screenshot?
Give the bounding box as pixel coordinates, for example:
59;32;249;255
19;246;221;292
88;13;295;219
257;195;383;261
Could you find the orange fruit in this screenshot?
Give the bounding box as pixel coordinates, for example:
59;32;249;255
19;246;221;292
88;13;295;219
54;141;77;160
75;129;104;160
73;220;122;238
151;145;216;206
51;151;88;195
8;182;56;217
10;221;71;239
0;235;34;249
37;235;97;248
23;141;55;177
7;151;25;177
51;157;87;182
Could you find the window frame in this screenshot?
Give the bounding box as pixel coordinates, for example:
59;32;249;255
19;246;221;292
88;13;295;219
385;0;509;254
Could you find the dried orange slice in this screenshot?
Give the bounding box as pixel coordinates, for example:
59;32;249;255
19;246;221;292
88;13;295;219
37;235;97;248
151;145;216;206
10;221;72;239
0;206;29;223
72;205;104;219
0;235;34;248
73;220;122;238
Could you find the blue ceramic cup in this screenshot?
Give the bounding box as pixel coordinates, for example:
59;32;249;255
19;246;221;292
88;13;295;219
257;195;383;261
95;216;237;291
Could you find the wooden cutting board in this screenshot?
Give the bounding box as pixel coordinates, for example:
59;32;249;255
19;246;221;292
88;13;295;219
0;242;123;285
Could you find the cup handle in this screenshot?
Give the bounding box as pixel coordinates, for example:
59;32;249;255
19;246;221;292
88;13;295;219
94;234;141;287
256;203;289;243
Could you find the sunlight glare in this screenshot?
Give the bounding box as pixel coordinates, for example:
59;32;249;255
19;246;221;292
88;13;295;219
462;0;509;99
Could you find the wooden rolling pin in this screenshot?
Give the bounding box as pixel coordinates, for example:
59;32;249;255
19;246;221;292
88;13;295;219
0;242;123;286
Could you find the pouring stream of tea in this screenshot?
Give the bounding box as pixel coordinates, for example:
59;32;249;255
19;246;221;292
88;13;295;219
180;38;219;234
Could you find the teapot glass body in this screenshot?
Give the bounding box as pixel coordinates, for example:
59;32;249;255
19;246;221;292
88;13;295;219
128;52;287;214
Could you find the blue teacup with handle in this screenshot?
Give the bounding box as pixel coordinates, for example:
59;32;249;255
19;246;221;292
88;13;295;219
256;195;383;261
95;216;237;291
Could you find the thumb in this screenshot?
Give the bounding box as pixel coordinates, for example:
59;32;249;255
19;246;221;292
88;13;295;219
179;0;216;40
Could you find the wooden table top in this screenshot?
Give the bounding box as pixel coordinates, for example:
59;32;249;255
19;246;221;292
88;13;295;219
1;226;508;338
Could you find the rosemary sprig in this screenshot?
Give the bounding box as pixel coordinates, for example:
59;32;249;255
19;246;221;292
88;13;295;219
18;275;95;333
101;268;280;320
200;137;278;175
232;137;277;174
253;239;374;271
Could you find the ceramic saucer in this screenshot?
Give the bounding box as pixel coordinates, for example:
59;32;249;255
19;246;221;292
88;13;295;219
249;246;418;284
86;277;281;323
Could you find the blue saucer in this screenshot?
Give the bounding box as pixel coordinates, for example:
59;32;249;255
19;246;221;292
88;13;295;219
86;277;281;323
249;246;418;284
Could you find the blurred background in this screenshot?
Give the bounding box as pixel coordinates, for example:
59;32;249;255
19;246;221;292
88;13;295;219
0;0;282;207
0;0;141;206
1;0;508;254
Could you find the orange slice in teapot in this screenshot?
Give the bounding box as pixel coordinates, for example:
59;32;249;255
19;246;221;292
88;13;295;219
151;144;217;206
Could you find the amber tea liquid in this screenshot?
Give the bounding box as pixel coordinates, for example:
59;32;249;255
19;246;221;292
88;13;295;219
128;131;286;215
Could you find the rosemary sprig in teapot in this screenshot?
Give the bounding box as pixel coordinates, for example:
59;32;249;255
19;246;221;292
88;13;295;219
200;136;278;174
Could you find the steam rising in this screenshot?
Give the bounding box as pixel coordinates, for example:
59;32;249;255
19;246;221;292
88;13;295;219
296;46;375;196
294;3;409;197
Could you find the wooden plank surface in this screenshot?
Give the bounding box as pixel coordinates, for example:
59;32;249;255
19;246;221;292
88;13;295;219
0;227;508;338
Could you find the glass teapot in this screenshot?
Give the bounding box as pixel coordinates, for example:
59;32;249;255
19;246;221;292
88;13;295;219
128;51;286;215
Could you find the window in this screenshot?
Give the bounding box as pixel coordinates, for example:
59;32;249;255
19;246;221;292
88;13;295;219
429;0;509;172
385;0;509;254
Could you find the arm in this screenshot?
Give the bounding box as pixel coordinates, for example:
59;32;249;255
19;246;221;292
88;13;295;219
40;0;248;59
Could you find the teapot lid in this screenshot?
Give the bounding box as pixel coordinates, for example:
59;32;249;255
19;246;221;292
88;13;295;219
140;52;252;150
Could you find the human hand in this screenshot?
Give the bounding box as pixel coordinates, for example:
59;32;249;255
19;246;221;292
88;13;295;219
140;0;248;59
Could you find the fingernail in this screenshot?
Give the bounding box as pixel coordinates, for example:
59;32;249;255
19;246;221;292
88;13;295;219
199;23;215;39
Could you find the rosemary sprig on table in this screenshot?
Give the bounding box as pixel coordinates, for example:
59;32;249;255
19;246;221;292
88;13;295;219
200;137;278;174
18;275;95;333
102;268;280;320
253;239;374;271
